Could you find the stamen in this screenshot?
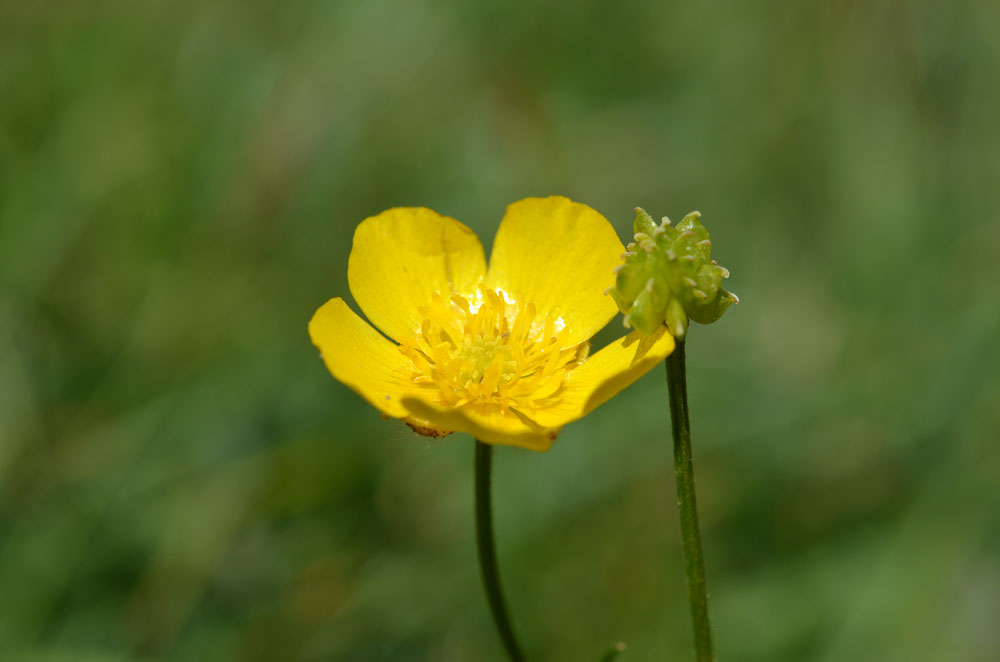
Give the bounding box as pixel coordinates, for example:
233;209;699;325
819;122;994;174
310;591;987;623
401;286;580;414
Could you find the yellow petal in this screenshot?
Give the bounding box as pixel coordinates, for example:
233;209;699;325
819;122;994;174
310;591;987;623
308;297;448;436
348;207;487;343
401;398;557;452
529;327;676;429
485;196;624;347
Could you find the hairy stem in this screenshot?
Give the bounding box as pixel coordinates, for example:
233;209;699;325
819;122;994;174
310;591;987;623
475;440;525;661
665;340;715;661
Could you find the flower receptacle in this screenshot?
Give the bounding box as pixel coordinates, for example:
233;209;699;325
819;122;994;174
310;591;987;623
610;207;737;338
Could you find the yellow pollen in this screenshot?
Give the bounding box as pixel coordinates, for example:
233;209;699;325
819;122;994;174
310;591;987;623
399;287;586;414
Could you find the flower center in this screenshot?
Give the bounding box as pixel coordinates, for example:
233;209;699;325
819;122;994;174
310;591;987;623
458;335;516;384
399;287;586;414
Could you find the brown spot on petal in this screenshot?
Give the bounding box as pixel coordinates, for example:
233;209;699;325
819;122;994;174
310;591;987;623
405;421;452;439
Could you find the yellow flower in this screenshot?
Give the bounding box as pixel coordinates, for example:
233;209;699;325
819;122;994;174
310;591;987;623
309;196;676;451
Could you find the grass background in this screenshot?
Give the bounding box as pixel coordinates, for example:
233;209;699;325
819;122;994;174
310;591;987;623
2;1;999;660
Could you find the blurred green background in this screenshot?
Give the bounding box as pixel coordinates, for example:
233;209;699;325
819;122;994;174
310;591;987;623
2;1;999;660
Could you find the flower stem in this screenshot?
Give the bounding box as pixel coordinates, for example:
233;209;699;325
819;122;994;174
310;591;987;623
474;440;526;661
665;340;715;661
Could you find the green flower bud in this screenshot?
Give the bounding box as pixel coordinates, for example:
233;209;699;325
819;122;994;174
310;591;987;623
609;208;737;338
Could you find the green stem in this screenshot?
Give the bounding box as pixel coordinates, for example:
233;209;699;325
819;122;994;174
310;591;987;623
474;440;526;662
665;339;715;661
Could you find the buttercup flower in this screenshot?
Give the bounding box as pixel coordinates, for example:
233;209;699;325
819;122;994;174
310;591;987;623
309;196;676;451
